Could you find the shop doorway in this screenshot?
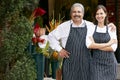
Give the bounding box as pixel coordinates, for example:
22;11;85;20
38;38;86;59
54;0;98;21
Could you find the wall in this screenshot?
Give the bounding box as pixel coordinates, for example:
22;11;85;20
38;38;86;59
115;0;120;63
106;0;116;23
106;0;120;47
106;0;120;63
48;0;55;17
117;0;120;47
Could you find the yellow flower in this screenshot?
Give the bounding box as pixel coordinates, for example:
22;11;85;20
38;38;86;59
46;13;64;32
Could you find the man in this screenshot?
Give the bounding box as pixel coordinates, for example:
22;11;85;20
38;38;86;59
48;3;93;80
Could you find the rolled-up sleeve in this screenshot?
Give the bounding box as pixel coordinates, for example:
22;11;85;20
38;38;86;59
109;27;118;52
48;28;63;52
48;20;71;52
86;22;95;48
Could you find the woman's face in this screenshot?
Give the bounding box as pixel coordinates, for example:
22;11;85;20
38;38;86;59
95;8;107;23
71;6;84;23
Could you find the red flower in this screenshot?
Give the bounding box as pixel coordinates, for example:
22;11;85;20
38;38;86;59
37;38;45;43
32;37;37;44
34;23;40;33
33;7;46;18
32;37;45;44
33;23;41;37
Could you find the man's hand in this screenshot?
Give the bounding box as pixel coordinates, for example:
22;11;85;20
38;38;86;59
108;23;116;32
59;49;70;58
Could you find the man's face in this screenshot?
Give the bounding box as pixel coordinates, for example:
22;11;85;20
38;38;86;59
71;7;84;23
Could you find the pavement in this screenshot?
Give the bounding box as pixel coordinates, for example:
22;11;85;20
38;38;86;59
44;77;55;80
43;64;120;80
117;64;120;79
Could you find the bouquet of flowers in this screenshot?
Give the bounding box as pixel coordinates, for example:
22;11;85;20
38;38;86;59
46;13;64;60
30;7;50;57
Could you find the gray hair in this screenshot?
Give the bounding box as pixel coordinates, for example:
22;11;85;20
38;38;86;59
70;3;84;15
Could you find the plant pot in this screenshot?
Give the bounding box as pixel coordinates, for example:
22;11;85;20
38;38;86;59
34;53;45;80
51;60;59;79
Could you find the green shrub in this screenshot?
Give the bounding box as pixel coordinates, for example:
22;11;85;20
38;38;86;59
0;0;38;80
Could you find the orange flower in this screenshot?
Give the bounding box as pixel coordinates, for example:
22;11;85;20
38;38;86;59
52;51;59;60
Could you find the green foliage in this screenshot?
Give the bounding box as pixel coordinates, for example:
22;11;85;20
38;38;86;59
0;0;39;79
34;16;44;27
5;53;36;80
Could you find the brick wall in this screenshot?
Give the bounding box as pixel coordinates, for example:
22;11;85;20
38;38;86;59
106;0;116;23
106;0;120;63
117;0;120;47
116;0;120;63
106;0;120;47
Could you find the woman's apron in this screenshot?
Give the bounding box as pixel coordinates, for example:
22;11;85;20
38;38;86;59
62;23;91;80
91;26;117;80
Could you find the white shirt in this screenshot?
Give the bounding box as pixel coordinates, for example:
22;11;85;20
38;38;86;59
48;19;94;52
86;25;117;51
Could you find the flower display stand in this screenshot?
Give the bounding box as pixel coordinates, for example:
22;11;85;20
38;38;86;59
51;60;59;79
34;53;45;80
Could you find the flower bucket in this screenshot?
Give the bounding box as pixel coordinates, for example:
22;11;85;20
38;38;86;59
51;60;59;79
34;53;45;80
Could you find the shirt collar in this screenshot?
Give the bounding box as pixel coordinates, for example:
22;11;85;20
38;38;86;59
70;19;85;27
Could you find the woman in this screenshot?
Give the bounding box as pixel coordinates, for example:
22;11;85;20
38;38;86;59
86;5;118;80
